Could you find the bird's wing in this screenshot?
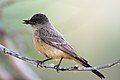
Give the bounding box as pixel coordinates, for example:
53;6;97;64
40;28;78;57
39;28;88;63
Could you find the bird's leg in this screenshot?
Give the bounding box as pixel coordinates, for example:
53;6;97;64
54;57;63;72
37;58;52;67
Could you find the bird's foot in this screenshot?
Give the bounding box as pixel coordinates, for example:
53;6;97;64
36;58;52;67
36;60;44;67
54;64;60;72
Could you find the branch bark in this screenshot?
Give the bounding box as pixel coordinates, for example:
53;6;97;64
0;44;119;71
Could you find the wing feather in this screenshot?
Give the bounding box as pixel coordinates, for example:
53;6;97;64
38;27;88;63
39;28;78;57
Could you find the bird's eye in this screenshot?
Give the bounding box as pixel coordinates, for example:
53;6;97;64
31;18;39;23
35;18;39;21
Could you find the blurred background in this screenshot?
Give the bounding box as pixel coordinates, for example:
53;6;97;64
0;0;120;80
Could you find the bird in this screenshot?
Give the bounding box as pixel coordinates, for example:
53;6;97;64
23;13;105;79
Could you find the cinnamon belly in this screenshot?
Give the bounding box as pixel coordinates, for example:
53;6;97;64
32;36;72;59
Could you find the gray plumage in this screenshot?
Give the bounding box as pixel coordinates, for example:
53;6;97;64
23;13;105;79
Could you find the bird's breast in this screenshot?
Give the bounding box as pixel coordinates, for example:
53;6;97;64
32;36;72;59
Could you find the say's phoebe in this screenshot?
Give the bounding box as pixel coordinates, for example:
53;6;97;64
23;13;105;79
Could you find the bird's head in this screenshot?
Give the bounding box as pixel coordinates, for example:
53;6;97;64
23;13;49;26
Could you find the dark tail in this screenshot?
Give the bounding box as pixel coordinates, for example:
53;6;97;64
73;56;105;79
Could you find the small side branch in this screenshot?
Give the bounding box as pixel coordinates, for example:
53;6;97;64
0;44;119;71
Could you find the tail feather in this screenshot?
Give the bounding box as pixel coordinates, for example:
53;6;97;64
74;56;105;79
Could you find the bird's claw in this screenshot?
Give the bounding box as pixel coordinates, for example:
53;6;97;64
54;65;60;72
36;60;44;67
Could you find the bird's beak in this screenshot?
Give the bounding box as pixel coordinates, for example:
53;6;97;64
23;20;31;24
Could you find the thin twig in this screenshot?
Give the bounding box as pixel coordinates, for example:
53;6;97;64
0;44;119;71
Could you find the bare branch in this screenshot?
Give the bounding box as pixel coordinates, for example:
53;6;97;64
0;44;119;71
